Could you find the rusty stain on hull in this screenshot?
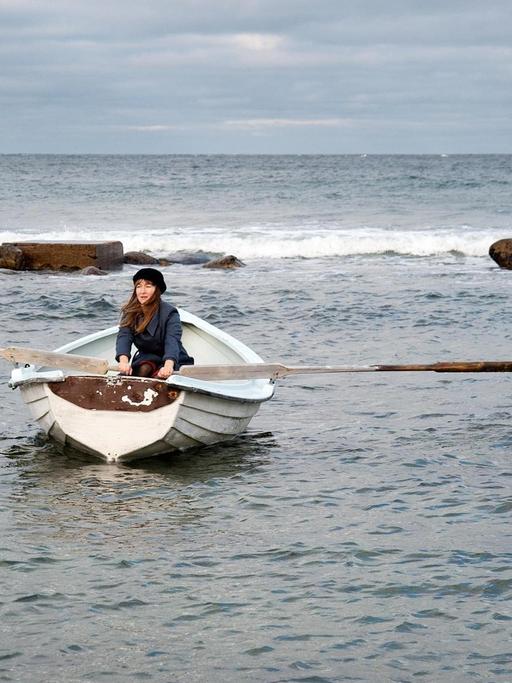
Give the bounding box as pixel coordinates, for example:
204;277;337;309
49;375;180;412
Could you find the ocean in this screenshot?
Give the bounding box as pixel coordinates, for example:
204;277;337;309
1;154;511;682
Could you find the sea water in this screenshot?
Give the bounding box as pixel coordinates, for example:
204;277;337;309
0;155;511;682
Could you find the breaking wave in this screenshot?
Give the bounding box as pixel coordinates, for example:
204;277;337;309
0;225;502;259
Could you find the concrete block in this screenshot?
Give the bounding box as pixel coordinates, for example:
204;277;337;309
3;241;124;271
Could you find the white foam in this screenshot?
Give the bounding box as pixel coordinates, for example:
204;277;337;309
0;226;503;259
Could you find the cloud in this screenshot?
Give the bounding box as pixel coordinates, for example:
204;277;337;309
222;117;353;129
0;0;511;152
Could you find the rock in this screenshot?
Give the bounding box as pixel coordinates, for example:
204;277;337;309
81;266;108;276
202;255;245;269
489;239;512;269
2;241;123;271
0;245;25;270
123;251;159;265
166;250;218;265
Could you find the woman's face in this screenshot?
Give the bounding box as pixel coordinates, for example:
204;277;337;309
135;279;157;305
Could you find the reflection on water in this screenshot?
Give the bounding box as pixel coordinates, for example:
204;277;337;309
3;431;278;547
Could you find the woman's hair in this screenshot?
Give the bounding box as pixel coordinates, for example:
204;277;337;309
120;282;162;333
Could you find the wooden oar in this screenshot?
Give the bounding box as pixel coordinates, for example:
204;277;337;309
177;361;512;380
2;345;512;380
0;346;115;374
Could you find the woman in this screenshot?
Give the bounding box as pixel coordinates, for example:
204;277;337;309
115;268;193;378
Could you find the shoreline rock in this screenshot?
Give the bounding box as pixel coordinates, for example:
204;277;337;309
203;255;245;269
0;245;25;270
80;266;108;276
123;251;159;265
489;239;512;269
165;250;218;265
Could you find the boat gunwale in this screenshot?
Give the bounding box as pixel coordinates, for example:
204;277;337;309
13;308;275;402
42;372;274;405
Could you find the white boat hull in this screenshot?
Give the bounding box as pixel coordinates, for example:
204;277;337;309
12;309;274;464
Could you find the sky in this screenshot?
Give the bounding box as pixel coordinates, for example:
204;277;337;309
1;0;511;154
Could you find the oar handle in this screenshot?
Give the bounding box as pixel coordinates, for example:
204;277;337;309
377;361;512;373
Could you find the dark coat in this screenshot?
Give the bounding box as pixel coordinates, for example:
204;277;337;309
115;302;193;370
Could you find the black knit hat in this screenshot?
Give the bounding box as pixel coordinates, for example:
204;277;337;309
132;268;167;293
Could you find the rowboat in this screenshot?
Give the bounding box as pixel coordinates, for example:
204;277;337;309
8;309;275;464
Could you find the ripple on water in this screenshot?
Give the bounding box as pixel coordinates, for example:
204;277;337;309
2;245;512;681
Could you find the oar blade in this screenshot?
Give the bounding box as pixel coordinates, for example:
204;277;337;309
0;346;111;374
176;363;288;380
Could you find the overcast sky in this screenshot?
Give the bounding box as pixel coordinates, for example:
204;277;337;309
1;0;511;154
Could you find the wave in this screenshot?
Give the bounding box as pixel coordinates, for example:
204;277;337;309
0;226;503;259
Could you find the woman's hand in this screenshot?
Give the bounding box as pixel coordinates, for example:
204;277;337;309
118;356;132;375
157;360;174;379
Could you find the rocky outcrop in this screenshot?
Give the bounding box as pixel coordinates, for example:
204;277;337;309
1;241;123;271
123;251;159;265
202;255;245;269
0;245;24;270
489;239;512;269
